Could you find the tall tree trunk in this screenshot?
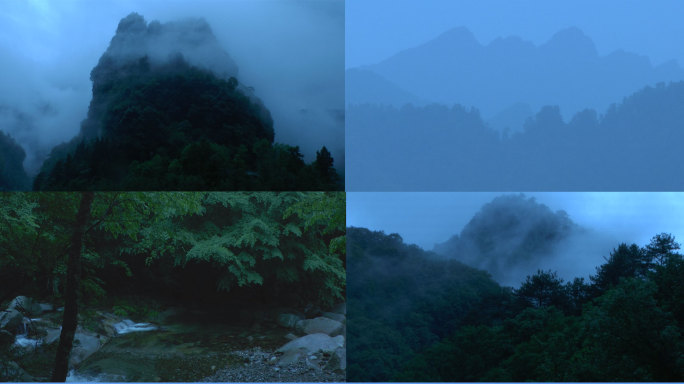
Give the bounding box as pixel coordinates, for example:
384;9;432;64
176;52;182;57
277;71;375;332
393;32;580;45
51;192;94;382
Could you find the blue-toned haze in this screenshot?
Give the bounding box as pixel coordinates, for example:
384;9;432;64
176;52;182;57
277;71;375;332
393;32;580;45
347;192;684;285
0;0;343;176
346;0;684;191
347;0;684;69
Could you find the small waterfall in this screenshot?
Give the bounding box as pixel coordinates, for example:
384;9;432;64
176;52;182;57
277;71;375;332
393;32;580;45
113;319;157;334
14;318;41;348
17;319;28;335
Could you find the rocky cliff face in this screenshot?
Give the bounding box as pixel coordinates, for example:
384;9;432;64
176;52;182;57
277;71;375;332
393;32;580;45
33;13;341;191
101;12;238;79
81;12;269;142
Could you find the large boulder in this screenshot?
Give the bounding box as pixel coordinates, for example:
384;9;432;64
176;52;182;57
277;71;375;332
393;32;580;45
277;349;306;367
8;296;36;315
322;312;345;323
0;309;24;334
277;333;344;355
44;328;62;345
296;316;344;336
70;328;107;366
7;296;52;316
96;312;122;337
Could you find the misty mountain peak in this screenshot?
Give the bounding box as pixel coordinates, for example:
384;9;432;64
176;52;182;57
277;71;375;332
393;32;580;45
433;26;480;49
433;194;579;285
98;13;238;82
543;26;597;58
116;12;146;34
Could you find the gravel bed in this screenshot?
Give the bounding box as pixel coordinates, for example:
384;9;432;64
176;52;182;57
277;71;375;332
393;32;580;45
201;347;345;382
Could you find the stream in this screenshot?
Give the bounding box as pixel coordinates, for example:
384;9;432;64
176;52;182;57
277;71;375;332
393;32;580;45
64;310;291;382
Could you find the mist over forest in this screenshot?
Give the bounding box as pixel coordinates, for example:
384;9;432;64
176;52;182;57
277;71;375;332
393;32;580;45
347;194;684;381
432;194;605;286
0;1;343;190
346;26;684;190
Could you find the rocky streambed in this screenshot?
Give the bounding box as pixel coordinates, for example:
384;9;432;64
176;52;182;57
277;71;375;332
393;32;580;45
0;296;346;382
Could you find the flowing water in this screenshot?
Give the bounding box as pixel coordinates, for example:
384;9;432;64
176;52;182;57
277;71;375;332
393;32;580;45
14;318;44;348
66;310;289;382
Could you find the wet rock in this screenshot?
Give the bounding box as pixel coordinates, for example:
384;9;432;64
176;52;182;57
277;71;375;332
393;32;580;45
277;333;344;355
305;355;322;372
0;309;23;334
284;333;297;341
324;347;346;372
278;349;305;366
296;317;344;336
7;296;49;316
277;313;302;329
70;327;106;366
44;327;61;344
8;296;32;311
321;312;345;323
98;312;121;337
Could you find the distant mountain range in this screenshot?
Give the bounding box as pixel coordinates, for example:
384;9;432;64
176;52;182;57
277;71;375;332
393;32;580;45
346;79;684;191
347;26;684;130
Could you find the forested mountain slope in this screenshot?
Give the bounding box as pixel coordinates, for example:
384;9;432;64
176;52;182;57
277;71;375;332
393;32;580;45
348;80;684;190
346;227;502;381
347;227;684;382
34;13;340;191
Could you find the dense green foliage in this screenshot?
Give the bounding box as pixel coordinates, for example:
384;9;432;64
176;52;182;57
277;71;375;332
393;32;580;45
33;55;340;190
0;192;345;309
347;227;684;381
347;227;505;381
0;131;30;190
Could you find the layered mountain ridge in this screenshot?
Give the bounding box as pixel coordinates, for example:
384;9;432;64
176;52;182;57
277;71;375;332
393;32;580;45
347;26;684;128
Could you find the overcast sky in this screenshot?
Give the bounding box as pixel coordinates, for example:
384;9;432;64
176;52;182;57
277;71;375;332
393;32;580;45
346;0;684;68
347;192;684;252
0;0;343;173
